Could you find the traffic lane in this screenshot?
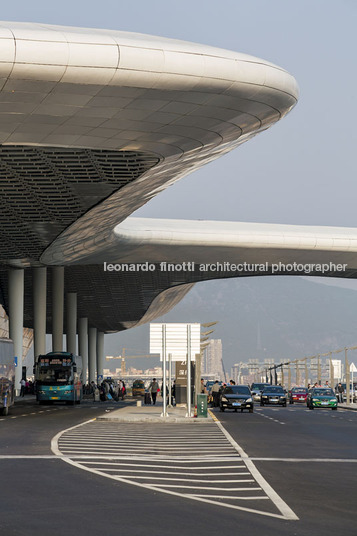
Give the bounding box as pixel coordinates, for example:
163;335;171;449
253;460;357;533
213;405;357;459
0;458;310;536
0;401;129;455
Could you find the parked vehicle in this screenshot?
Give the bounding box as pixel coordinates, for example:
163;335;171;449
219;385;254;413
132;379;145;397
250;382;270;402
307;388;338;410
289;387;308;404
260;385;287;406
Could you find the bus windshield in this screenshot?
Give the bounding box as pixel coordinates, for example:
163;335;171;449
36;367;73;385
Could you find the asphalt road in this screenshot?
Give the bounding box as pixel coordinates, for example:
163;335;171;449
1;398;356;536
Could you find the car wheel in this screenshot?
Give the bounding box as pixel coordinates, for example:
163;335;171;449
309;405;314;410
234;409;237;412
283;403;287;407
260;402;264;406
332;407;337;411
249;408;254;413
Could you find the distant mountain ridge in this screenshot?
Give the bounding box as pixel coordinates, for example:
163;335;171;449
105;276;357;370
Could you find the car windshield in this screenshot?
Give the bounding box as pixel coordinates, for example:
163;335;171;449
263;386;284;394
223;386;250;395
251;383;268;391
313;389;334;396
292;388;308;393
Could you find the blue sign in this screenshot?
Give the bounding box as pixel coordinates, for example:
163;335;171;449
97;374;103;381
14;356;18;367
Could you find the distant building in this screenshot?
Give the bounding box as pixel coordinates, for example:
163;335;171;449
331;359;342;382
203;339;224;381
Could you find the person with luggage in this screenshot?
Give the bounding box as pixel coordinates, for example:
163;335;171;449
148;378;159;405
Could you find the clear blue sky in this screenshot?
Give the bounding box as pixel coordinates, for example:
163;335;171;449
4;1;357;363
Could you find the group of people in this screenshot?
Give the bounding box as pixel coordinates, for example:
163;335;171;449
201;378;236;407
83;379;126;402
19;378;35;397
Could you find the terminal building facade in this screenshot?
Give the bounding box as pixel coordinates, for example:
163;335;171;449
1;21;357;393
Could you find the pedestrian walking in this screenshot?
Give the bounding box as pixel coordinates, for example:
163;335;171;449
337;382;344;403
211;380;220;407
149;378;159;405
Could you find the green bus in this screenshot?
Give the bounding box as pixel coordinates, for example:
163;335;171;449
34;352;83;404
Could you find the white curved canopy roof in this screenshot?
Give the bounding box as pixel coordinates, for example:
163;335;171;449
2;22;340;334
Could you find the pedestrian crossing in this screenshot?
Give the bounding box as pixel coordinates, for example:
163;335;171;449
52;420;298;520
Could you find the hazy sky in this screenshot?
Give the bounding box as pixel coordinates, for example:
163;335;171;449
3;1;357;362
2;0;355;226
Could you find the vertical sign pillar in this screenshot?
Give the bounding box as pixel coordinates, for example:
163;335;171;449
345;347;350;406
168;353;172;407
195;353;201;405
186;324;191;417
161;324;168;417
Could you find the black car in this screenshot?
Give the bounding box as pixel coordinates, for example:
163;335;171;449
260;386;287;406
219;385;254;413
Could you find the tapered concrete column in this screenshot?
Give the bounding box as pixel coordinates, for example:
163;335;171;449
88;327;97;383
66;292;77;354
97;331;105;380
33;267;47;360
8;268;24;395
52;267;64;352
78;317;88;382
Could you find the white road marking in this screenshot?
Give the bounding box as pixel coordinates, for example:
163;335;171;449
0;455;356;463
213;418;299;521
191;494;269;500
249;457;357;463
51;420;299;521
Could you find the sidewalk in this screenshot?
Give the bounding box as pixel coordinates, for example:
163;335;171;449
97;401;211;423
339;402;357;411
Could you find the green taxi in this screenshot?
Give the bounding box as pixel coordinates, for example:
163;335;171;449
307;388;338;410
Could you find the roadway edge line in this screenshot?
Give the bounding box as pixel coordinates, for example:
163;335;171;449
211;413;299;521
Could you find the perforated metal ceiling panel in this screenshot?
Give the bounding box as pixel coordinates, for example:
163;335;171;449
0;145;159;260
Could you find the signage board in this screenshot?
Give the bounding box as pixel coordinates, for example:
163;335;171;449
150;323;200;361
